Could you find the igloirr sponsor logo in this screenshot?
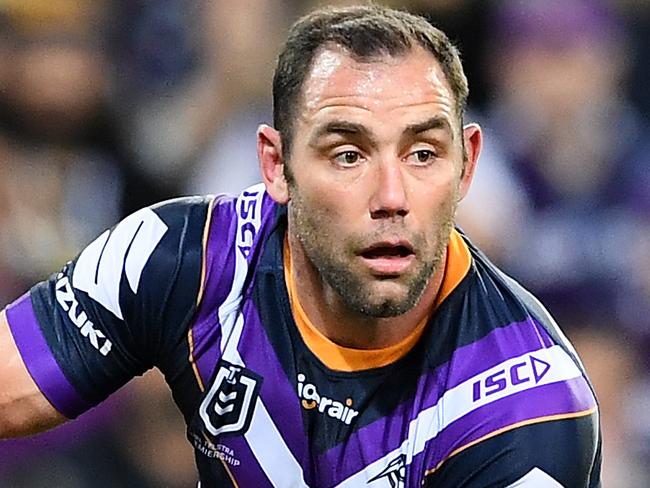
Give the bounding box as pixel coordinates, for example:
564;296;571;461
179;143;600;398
297;373;359;425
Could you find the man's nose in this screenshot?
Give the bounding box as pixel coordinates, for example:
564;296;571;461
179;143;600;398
369;159;410;220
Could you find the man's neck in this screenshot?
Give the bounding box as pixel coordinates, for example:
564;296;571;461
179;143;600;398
286;233;446;350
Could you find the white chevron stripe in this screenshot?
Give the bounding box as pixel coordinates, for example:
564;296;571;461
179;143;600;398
217;184;308;487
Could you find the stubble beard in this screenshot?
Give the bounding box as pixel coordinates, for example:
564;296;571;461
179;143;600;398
288;187;455;318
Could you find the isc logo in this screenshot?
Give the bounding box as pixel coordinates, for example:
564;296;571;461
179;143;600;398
237;189;261;259
472;355;551;402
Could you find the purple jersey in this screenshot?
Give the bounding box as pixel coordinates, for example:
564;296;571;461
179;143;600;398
6;184;601;487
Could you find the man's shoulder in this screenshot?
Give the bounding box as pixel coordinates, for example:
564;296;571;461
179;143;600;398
465;237;587;372
146;185;280;251
436;232;598;434
421;234;600;487
148;194;216;228
458;234;575;345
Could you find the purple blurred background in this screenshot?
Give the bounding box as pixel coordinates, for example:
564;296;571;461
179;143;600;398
0;1;648;486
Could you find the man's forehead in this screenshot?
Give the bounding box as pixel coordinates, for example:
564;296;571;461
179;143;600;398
295;46;458;136
299;45;455;114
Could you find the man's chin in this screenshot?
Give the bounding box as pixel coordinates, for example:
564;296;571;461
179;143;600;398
354;298;416;318
347;285;419;318
337;271;431;317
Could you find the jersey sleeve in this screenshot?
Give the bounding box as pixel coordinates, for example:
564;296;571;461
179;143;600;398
4;196;211;419
423;411;601;487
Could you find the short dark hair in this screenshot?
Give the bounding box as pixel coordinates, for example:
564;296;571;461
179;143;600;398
272;4;469;160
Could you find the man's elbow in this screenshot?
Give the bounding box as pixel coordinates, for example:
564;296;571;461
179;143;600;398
0;397;66;438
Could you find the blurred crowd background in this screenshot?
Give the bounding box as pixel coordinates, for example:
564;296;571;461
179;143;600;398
0;0;648;486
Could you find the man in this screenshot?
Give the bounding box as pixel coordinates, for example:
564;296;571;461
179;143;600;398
0;5;601;487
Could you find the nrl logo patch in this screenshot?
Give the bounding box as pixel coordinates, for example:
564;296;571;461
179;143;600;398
199;360;262;437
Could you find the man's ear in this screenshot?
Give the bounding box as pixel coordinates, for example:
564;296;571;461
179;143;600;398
257;124;289;204
458;123;482;201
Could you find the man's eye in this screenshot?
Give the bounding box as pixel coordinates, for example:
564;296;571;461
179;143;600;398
408;150;436;164
333;151;362;166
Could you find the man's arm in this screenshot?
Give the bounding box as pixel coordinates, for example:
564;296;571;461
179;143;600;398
0;310;65;437
0;197;211;438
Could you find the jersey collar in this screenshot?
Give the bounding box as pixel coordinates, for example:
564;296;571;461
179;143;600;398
284;229;472;372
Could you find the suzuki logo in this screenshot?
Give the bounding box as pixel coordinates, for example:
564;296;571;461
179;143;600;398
472;355;551;402
55;274;112;356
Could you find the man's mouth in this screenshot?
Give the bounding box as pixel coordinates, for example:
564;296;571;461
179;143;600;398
360;242;414;259
357;241;415;275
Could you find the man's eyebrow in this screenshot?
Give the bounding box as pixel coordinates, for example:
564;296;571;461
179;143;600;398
309;121;377;146
404;116;455;139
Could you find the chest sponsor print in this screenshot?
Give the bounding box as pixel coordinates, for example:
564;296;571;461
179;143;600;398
297;373;359;425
